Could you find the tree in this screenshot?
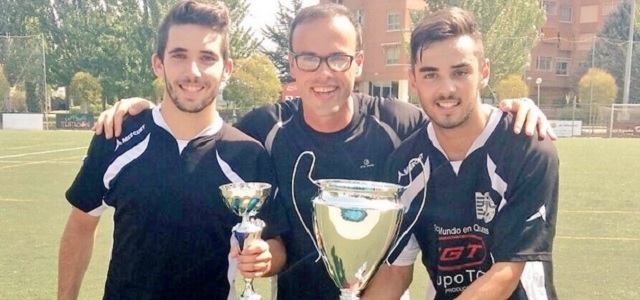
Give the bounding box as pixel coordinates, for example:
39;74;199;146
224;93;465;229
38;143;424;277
0;64;9;111
424;0;546;91
582;1;640;104
152;77;165;104
68;72;103;113
495;74;529;100
262;0;303;84
578;68;618;106
223;55;281;107
224;0;263;59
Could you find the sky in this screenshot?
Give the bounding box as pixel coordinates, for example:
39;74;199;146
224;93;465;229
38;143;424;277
243;0;319;41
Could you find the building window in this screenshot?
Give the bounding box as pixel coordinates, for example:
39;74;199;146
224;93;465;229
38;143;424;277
368;81;399;99
386;45;400;64
559;6;572;22
555;58;570;76
332;0;343;4
543;1;556;15
387;11;401;31
357;10;365;27
536;56;552;71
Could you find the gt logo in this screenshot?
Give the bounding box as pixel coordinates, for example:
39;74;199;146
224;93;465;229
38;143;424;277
437;234;486;271
440;244;484;261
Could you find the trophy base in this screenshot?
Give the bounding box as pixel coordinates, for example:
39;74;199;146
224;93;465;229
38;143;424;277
239;290;262;300
339;290;360;300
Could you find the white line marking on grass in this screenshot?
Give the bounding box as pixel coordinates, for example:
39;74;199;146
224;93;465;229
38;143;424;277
557;236;640;241
561;210;640;215
0;198;32;202
0;147;87;159
0;155;85;170
0;160;80;164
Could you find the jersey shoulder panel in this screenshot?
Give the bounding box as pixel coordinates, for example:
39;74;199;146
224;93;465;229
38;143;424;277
235;100;300;142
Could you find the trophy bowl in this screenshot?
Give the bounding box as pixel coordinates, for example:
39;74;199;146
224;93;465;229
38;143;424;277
219;182;272;300
311;180;405;300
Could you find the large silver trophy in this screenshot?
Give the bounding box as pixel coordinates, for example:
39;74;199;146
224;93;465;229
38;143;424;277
219;182;272;300
292;152;426;300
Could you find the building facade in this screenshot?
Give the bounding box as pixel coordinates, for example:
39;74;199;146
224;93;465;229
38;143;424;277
320;0;427;102
526;0;623;105
321;0;624;105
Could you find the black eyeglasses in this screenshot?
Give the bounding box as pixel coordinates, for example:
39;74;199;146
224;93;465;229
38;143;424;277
292;52;359;72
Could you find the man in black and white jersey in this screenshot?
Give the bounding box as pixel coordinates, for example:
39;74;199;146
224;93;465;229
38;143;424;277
57;2;287;299
365;7;559;300
93;4;555;299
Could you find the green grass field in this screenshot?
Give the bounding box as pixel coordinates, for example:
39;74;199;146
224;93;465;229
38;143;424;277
1;130;639;299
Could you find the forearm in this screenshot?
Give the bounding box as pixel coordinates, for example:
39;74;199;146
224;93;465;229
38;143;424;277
263;237;286;277
361;264;413;300
58;209;99;300
455;262;525;300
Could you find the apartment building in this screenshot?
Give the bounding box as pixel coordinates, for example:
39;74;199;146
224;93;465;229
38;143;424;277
320;0;623;104
527;0;623;104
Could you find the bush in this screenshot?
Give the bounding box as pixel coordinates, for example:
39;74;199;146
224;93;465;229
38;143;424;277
68;72;103;113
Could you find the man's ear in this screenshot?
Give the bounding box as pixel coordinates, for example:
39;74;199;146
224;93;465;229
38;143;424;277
288;52;296;80
152;54;164;78
481;58;491;88
222;59;233;82
354;51;364;76
408;67;418;94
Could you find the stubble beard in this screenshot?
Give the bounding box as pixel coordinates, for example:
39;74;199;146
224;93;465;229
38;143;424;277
164;73;217;114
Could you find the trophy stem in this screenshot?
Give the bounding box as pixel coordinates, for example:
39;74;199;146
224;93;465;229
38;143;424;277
339;289;360;300
239;277;261;300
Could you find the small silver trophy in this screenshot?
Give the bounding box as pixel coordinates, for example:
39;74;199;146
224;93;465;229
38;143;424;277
219;182;272;300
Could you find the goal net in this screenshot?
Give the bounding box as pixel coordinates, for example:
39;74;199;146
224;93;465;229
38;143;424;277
601;104;640;138
0;35;47;115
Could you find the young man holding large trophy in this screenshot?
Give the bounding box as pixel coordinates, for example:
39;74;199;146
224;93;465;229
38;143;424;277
92;3;556;299
365;7;559;300
57;2;287;299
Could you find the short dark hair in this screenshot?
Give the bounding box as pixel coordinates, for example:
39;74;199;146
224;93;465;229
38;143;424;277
410;7;484;67
289;3;362;52
156;0;230;61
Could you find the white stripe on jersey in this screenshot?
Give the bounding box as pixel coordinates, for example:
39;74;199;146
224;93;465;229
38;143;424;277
87;200;110;217
424;279;437;300
486;155;508;212
521;261;549;300
216;150;244;183
392;234;421;266
103;133;151;190
370;116;402;149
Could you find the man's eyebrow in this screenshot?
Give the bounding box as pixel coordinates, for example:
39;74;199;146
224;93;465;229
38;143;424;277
168;47;187;54
418;66;438;72
452;62;471;69
200;50;217;56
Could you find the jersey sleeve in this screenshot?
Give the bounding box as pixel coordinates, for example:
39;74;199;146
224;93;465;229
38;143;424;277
491;136;559;262
65;134;115;216
253;148;289;240
383;132;428;265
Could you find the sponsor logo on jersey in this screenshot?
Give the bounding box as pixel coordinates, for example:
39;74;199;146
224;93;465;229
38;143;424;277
397;153;423;182
115;124;146;151
437;234;486;272
475;192;496;223
359;158;375;169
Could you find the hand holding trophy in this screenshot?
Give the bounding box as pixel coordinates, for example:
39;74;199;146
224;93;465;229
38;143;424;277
220;182;272;300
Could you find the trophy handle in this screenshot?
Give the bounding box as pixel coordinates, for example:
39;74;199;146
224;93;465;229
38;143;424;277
291;150;323;262
385;157;428;264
